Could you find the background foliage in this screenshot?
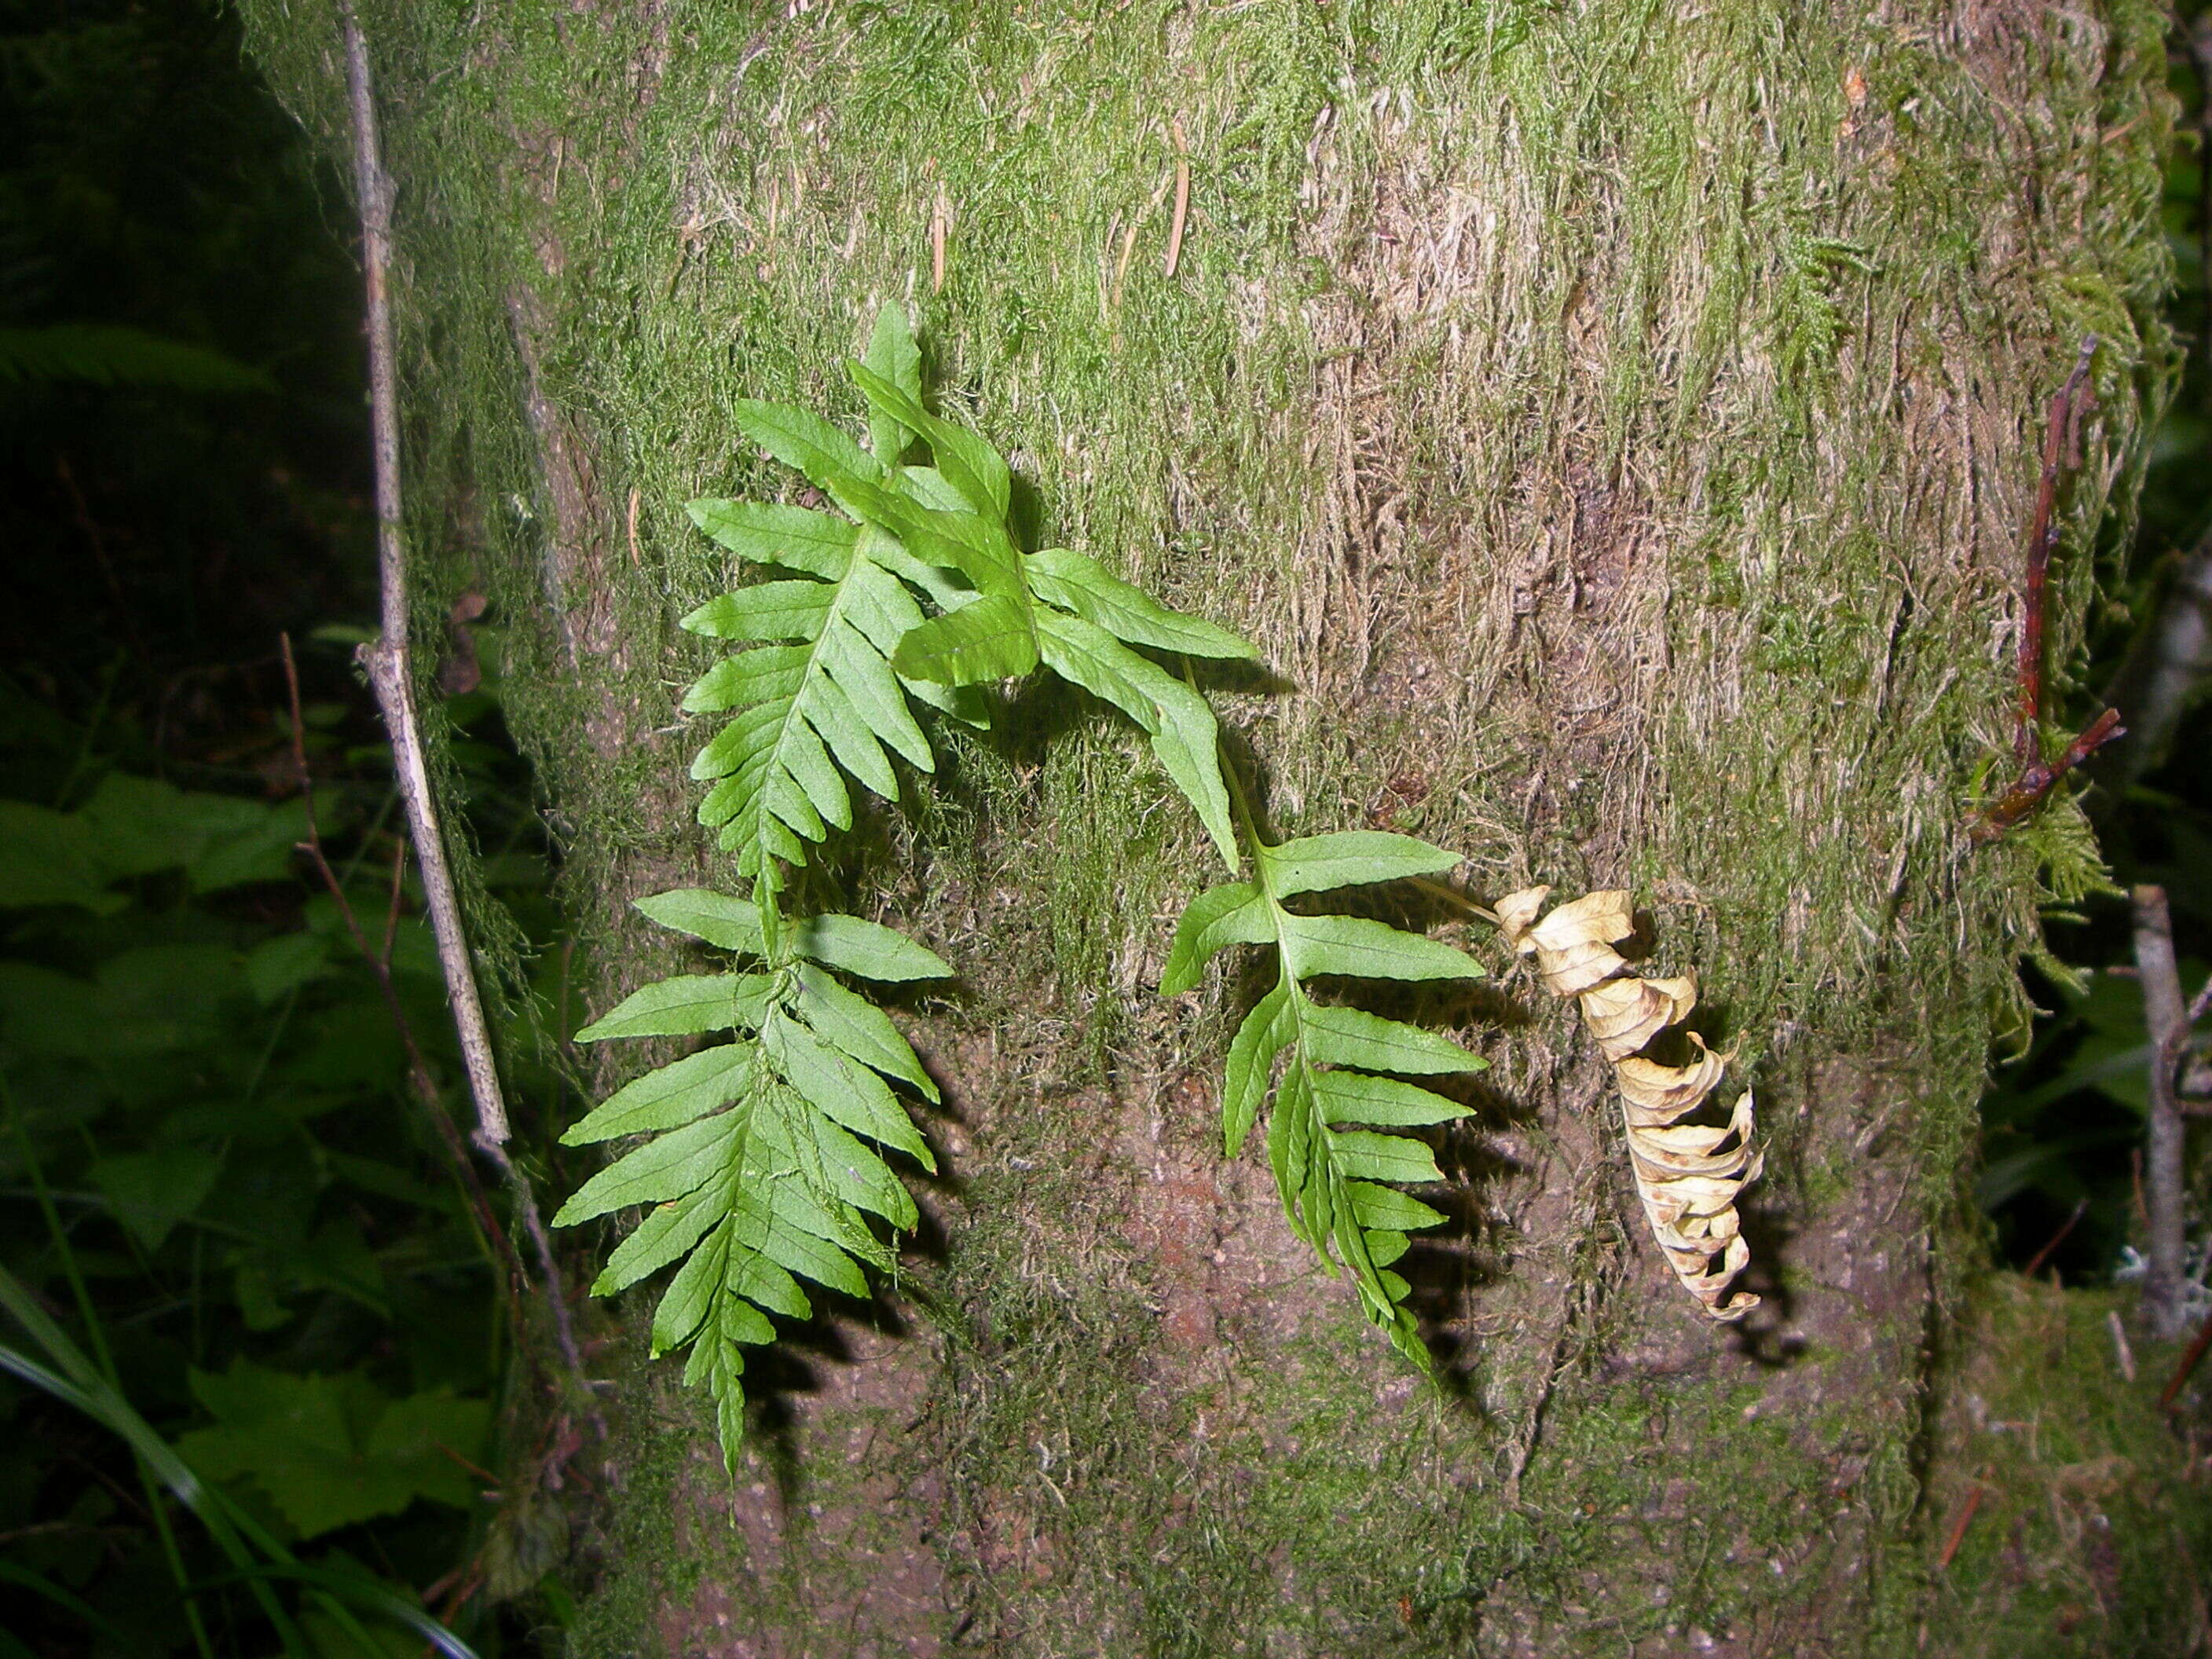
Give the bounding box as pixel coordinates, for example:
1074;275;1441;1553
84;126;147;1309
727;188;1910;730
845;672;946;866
0;0;578;1651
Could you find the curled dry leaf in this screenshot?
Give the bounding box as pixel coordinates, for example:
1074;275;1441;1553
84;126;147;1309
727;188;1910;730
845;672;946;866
1581;973;1698;1063
1497;887;1637;996
1496;886;1761;1323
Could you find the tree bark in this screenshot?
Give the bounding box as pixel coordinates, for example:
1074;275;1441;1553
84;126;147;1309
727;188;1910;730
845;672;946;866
237;2;2182;1654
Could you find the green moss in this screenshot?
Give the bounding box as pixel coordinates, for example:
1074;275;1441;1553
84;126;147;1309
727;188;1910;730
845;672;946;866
232;0;2179;1647
1925;1276;2212;1658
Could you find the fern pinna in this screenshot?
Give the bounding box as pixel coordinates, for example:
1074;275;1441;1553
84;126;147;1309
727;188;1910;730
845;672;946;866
559;305;1487;1459
555;892;949;1459
1161;826;1487;1365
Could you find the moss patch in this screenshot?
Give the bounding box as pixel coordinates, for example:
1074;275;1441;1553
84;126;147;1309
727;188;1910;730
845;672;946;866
232;0;2181;1650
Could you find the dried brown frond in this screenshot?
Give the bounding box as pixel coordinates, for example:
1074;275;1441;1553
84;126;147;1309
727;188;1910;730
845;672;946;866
1500;886;1760;1322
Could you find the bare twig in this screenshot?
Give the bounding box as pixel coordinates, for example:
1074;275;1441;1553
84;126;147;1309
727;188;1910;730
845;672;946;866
337;2;595;1426
1971;339;2126;843
2015;343;2098;761
2163;1309;2212;1408
2133;884;2188;1342
2022;1196;2087;1279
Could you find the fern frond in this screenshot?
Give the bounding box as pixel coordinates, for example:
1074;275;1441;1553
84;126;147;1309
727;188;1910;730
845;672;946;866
682;500;947;880
1162;830;1487;1364
0;324;275;394
696;303;1259;870
844;353;1258;866
552;888;949;1467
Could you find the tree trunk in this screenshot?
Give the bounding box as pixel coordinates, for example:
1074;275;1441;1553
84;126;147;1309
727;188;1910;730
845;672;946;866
238;2;2185;1654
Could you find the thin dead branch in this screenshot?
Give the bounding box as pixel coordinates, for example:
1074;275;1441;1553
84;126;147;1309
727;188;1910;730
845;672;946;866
2133;884;2188;1342
336;1;595;1423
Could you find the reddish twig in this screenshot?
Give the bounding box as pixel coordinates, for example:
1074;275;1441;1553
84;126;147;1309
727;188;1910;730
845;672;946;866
1972;707;2126;843
1936;1481;1988;1570
2021;1196;2088;1279
2162;1312;2212;1409
1971;339;2126;843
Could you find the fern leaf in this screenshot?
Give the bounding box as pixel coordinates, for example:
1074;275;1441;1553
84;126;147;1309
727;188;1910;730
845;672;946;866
1022;548;1257;662
679;515;936;877
554;890;949;1468
1163;828;1486;1364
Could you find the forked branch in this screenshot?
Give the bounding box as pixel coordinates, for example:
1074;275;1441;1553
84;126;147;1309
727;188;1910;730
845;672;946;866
1971;338;2126;843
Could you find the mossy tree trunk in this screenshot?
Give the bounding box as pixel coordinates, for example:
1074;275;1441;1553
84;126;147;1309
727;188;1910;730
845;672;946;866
240;2;2180;1653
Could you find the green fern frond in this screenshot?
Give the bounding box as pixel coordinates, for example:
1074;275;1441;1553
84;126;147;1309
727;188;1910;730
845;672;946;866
1161;830;1487;1365
691;303;1258;870
0;324;275;394
680;309;989;881
552;888;949;1467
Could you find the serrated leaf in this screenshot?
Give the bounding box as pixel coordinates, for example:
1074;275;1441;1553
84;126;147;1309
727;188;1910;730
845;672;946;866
1344;1181;1445;1233
1300;1003;1487;1076
862;304;924;460
686;500;855;581
791;913;954;981
594;1174;731;1295
1160;881;1269;995
732;397;881;503
1328;1128;1446;1185
573;973;773;1042
651;1221;732;1354
763;1011;936;1170
1223;979;1295;1155
1279;913;1485;985
847;361;1009;518
1310;1069;1471;1129
1258;830;1460;899
563;1045;754;1144
679;525;939;878
757;1095;919;1231
1024;548;1257;661
686;647;811;725
679;581;837;643
1174;815;1489;1371
890;593;1038;684
797;963;939;1101
552;1111;742;1225
635;888;767;952
1035;610;1238;866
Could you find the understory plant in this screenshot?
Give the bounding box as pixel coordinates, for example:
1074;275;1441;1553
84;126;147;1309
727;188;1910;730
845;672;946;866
555;306;1500;1459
